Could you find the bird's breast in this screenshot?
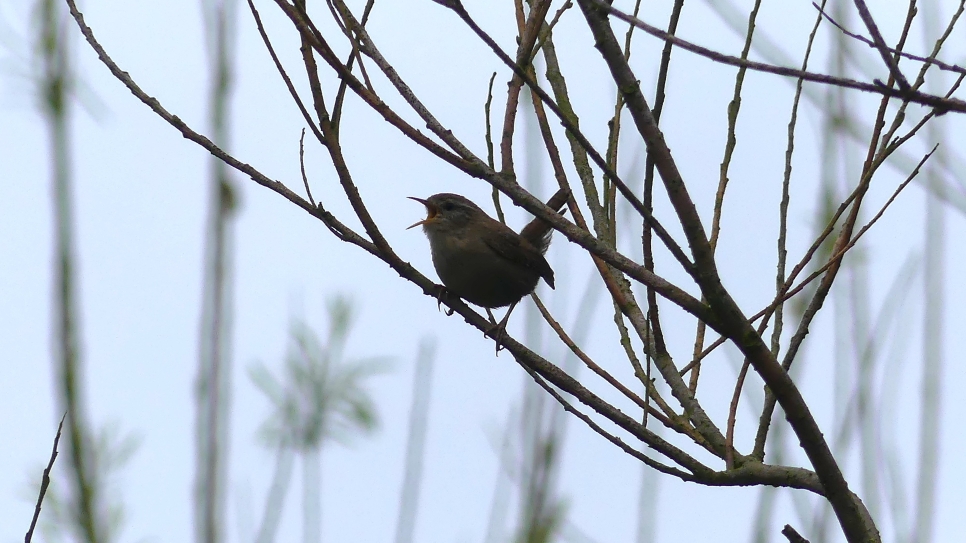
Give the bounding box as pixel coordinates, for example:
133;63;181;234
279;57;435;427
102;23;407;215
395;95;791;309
427;231;542;308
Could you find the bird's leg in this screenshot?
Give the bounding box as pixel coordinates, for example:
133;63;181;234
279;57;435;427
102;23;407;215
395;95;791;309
485;308;498;325
435;285;455;316
485;303;518;354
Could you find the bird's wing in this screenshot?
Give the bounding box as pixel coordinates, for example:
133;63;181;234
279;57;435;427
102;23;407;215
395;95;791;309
483;229;556;289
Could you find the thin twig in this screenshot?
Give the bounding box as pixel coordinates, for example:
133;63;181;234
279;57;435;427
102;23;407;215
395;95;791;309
324;0;708;328
310;1;724;319
879;0;966;157
725;360;751;470
601;0;643;246
298;129;316;207
68;2;866;497
774;11;916;390
294;0;722;480
520;4;668;408
683;144;934;379
532;294;676;430
448;8;730;456
281;1;483;173
523;18;709;447
518;363;700;480
752;144;936;460
439;0;699;278
758;0;830;460
484;72;505;224
67;0;376;252
25;415;66;543
247;0;325;145
532;0;572;58
775;147;935;323
643;0;684;393
484;71;497;172
320;5;714;328
539;28;608;239
691;0;762;394
851;0;911;90
500;0;550;179
591;0;966;114
577;2;878;537
73;0;699;476
328;0;375;132
520;359;828;492
814;2;966;78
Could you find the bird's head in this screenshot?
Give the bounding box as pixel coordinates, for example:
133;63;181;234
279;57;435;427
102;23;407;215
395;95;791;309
407;193;484;233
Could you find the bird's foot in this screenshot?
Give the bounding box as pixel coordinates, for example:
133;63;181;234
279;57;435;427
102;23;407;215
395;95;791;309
483;307;512;355
484;321;508;355
435;285;455;316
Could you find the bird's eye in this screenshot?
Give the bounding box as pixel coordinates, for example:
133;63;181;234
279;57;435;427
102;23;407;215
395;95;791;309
442;202;455;211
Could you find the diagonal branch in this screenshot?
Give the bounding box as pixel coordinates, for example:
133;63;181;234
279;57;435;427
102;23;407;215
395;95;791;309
64;0;874;506
64;0;716;480
65;0;377;256
815;1;966;78
591;0;966;114
851;0;911;91
574;1;879;541
278;1;719;327
433;0;698;279
25;416;66;543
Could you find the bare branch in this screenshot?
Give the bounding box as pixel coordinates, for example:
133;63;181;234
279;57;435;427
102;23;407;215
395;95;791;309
25;416;66;543
591;0;966;114
575;1;879;540
851;0;911;90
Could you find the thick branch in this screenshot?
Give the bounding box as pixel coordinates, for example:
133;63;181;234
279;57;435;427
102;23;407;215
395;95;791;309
575;2;879;541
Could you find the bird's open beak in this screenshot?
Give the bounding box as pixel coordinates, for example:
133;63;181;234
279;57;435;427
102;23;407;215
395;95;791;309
406;197;438;229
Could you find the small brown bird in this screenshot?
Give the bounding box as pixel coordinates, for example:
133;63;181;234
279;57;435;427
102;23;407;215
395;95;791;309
408;189;569;347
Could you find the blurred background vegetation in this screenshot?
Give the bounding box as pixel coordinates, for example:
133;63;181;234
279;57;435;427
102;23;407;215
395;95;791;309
4;0;964;542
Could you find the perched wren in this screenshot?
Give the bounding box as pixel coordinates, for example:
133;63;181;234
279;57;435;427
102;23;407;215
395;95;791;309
408;189;569;344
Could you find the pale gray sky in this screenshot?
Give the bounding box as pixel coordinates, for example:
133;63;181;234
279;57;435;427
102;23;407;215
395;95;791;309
2;1;964;542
